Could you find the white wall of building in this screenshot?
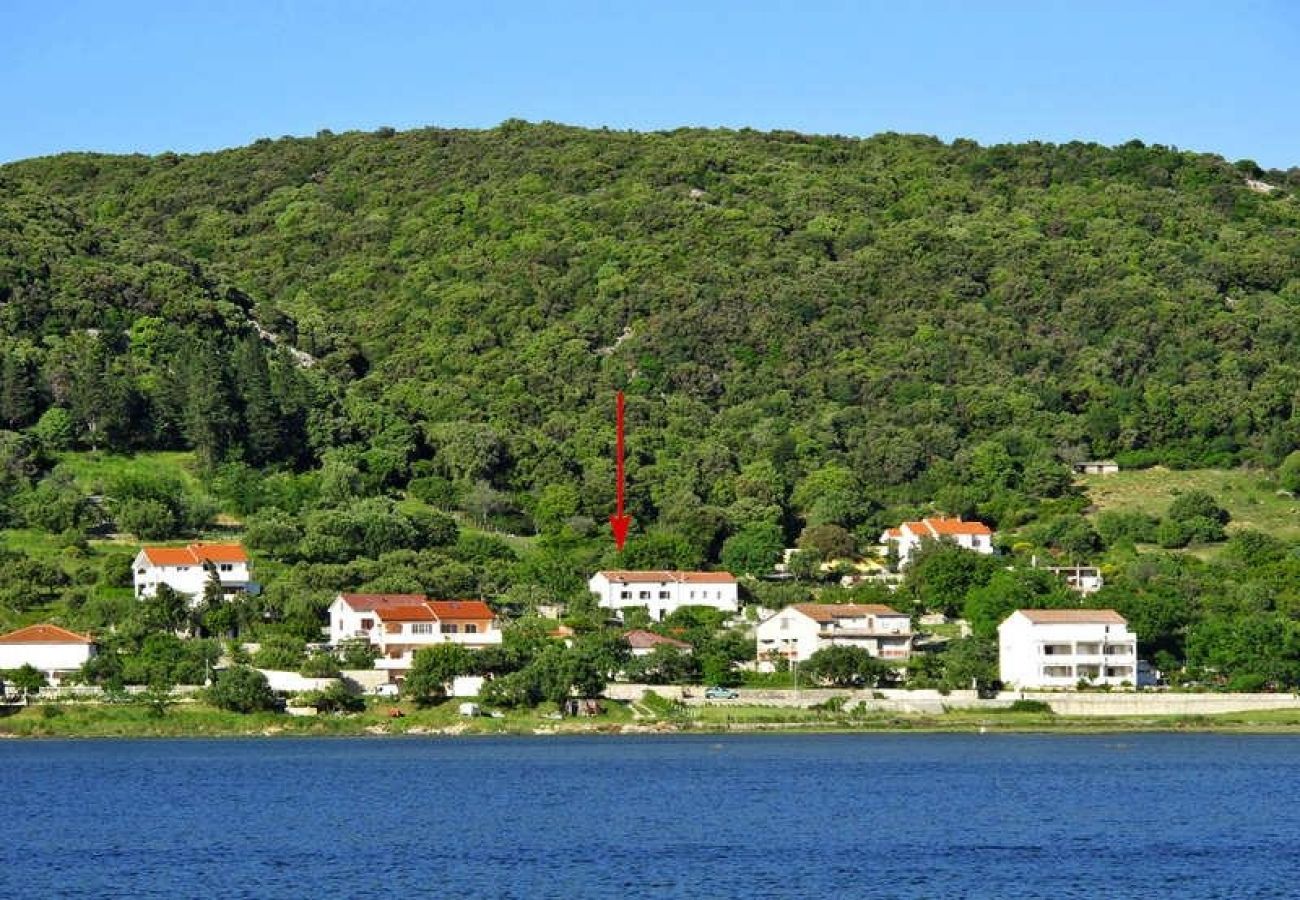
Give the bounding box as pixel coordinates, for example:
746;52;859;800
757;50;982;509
0;643;94;679
588;572;739;621
755;606;913;669
999;612;1138;689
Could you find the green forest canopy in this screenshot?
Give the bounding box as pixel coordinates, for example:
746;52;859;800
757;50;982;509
2;123;1297;540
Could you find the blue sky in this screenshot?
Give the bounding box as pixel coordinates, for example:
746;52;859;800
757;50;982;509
3;0;1297;168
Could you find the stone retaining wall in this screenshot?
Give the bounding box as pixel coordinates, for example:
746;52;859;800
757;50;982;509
606;683;1300;716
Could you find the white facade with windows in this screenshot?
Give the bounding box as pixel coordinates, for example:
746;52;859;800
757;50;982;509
588;570;738;621
998;609;1138;689
755;604;913;670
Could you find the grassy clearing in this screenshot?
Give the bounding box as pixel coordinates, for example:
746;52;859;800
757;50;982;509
1082;467;1300;543
0;698;637;738
394;499;540;555
54;450;204;494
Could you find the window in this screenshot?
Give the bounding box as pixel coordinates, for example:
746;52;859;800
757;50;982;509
464;624;477;634
658;591;670;600
219;563;233;572
1042;665;1073;678
638;591;650;600
1104;644;1131;656
620;590;632;600
411;623;435;635
440;623;459;634
361;618;374;630
689;591;696;600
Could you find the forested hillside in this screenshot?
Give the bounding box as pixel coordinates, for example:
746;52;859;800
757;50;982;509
5;124;1299;532
3;123;1300;687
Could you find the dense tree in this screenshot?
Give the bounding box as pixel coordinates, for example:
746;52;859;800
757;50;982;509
801;646;888;687
403;643;476;705
964;569;1077;640
207;665;279;713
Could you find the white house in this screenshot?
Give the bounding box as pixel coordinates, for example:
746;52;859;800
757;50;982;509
133;543;256;603
1073;460;1119;476
755;604;913;670
328;594;502;673
998;609;1138;689
0;624;96;686
1044;565;1104;595
880;516;995;567
624;629;692;657
588;570;739;621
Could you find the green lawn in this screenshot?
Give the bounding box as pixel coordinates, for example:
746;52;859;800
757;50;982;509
54;450;205;494
0;697;636;737
1081;467;1300;545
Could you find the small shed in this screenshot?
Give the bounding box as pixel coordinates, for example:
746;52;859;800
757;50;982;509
1073;460;1119;475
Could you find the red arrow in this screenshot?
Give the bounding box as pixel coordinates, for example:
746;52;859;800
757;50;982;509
609;390;632;550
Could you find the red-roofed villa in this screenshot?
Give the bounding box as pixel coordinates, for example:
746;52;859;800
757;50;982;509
624;629;693;657
755;604;913;669
132;543;257;604
329;594;502;672
880;516;995;567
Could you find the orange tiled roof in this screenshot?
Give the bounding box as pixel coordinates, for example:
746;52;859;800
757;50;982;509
141;543;249;565
1017;609;1127;625
598;570;737;584
374;605;437;622
428;600;495;621
0;624;94;645
338;594;428;612
887;517;993;539
624;629;691;650
792;604;905;623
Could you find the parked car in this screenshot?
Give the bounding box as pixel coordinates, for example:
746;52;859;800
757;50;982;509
704;686;739;700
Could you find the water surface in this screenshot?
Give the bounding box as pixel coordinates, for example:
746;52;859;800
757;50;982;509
3;733;1296;898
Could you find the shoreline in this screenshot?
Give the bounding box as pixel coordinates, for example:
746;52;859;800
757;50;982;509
7;700;1300;739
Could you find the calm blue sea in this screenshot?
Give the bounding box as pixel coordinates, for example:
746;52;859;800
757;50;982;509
1;733;1296;898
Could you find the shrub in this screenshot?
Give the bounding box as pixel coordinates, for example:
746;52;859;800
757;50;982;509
207;666;279;713
252;634;306;670
1156;518;1190;549
1280;451;1300;494
1167;490;1230;527
1008;699;1053;714
302;682;365;713
300;651;342;678
336;637;378;670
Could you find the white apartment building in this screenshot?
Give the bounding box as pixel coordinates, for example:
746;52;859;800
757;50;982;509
588;570;738;621
132;543;257;603
880;516;995;567
328;594;502;673
755;603;913;670
998;609;1138;689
